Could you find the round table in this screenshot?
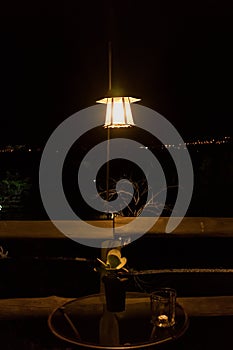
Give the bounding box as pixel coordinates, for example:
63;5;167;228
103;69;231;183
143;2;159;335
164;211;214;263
48;292;189;349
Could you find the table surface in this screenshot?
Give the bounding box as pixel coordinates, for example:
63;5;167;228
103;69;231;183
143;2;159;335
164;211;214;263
48;292;189;349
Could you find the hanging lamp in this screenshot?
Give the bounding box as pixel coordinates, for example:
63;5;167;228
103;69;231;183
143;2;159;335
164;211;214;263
96;41;141;128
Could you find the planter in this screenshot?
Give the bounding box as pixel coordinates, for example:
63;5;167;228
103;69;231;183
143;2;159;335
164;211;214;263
102;272;127;312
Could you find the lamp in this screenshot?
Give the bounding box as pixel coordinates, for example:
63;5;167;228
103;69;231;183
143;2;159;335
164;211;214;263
96;41;141;207
96;96;140;128
96;41;140;128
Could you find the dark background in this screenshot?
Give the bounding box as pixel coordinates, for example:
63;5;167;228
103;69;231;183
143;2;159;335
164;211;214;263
0;0;232;145
0;1;232;219
0;6;233;350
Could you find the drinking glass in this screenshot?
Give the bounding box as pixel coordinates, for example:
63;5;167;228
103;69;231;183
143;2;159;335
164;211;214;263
150;288;176;328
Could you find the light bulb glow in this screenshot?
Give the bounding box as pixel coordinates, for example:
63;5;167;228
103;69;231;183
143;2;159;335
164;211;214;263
97;96;140;128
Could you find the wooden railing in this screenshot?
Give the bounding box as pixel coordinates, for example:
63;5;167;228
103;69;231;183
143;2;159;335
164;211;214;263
0;294;233;321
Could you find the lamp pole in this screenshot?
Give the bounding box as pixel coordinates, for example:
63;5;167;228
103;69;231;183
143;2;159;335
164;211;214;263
96;41;140;211
106;128;110;204
106;41;112;206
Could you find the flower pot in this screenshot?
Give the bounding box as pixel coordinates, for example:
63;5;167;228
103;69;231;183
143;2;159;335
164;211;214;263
102;273;126;312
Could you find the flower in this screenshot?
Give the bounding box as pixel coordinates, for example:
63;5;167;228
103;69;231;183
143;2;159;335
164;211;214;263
97;249;128;272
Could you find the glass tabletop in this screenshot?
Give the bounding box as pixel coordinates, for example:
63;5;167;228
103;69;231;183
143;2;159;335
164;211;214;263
48;292;189;349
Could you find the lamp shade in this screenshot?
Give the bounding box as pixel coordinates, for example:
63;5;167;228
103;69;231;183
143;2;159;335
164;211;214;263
97;96;141;128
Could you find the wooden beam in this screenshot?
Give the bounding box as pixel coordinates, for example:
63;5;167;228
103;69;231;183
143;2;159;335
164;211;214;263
0;220;113;239
1;217;233;239
178;296;233;317
0;296;74;320
115;217;233;237
0;295;233;321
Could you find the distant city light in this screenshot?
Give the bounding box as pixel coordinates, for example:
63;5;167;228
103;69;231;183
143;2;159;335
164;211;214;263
0;136;231;153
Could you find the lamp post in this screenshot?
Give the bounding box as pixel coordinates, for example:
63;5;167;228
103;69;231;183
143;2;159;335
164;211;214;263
96;41;141;208
96;41;141;298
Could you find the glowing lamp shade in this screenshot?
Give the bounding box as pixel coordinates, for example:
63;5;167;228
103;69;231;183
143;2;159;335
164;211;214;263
97;96;141;128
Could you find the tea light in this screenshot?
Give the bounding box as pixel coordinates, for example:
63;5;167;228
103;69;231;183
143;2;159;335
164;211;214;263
157;314;169;327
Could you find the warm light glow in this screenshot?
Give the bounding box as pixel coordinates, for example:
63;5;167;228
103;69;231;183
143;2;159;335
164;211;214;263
96;96;141;128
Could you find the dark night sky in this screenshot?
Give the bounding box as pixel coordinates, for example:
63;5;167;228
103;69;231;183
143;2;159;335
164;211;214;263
0;1;233;145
